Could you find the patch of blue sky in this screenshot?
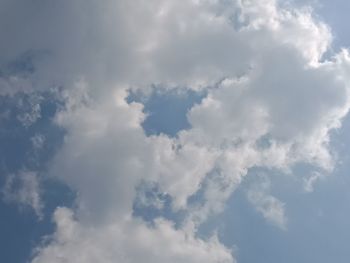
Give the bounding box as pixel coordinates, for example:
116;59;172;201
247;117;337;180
0;180;74;263
229;166;350;263
196;162;350;262
0;91;75;263
128;87;205;137
0;91;63;173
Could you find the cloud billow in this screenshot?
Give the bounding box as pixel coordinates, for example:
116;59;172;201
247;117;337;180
1;0;350;262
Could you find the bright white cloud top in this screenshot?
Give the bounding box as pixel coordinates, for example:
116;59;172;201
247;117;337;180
1;0;350;262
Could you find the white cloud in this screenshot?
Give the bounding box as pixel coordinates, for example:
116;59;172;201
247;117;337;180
303;171;324;192
32;207;234;263
0;0;349;262
246;175;287;230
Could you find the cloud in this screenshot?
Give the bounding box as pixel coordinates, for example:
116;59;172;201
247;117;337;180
303;171;324;192
1;0;350;262
2;171;43;219
31;133;46;150
32;207;233;263
16;93;43;127
246;175;287;230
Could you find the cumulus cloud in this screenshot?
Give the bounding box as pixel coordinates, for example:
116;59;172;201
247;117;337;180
32;207;233;263
1;0;350;262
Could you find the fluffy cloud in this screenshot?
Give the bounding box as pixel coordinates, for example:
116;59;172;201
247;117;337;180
1;0;350;262
32;207;233;263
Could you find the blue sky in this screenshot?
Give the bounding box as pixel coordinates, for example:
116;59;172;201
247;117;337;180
1;1;350;263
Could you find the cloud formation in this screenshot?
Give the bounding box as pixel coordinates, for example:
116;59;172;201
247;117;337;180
1;0;350;262
32;207;233;263
246;175;287;229
2;171;43;218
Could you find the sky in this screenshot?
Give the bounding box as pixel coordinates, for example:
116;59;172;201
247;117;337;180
1;0;350;262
